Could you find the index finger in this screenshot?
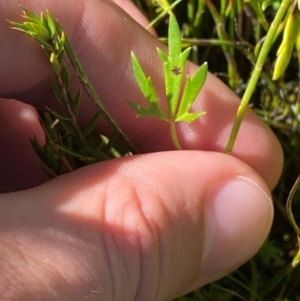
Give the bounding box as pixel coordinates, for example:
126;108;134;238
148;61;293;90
0;0;283;189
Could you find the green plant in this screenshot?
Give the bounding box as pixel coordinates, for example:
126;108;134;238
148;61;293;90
9;8;137;177
129;13;208;149
7;1;300;300
225;0;297;153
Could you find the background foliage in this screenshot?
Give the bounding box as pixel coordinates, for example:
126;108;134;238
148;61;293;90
130;0;300;300
7;1;300;300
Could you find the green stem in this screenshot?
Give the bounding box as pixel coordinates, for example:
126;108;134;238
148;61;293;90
170;119;182;150
286;175;300;237
55;23;139;154
249;259;258;301
55;72;86;145
146;0;183;30
225;0;292;154
205;0;240;88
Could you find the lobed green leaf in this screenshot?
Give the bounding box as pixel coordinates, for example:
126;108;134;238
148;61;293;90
130;52;167;120
158;46;191;115
128;100;167;120
177;62;207;120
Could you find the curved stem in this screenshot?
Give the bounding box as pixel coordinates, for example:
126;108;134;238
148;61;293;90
170;119;182;150
225;0;293;154
55;23;139;154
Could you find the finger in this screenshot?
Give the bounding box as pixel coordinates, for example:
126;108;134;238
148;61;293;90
0;151;273;300
0;0;283;189
0;98;47;191
112;0;156;34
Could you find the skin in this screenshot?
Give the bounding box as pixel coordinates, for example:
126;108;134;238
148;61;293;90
0;0;284;300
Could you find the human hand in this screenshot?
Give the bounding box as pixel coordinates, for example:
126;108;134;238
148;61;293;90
0;0;283;300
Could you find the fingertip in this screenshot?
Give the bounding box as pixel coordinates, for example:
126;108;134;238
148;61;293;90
201;176;273;280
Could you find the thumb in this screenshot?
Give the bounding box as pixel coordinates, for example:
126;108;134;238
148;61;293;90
0;151;273;301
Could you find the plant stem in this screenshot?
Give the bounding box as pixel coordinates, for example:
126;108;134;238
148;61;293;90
225;0;293;154
286;175;300;237
54;23;139;154
205;0;240;89
146;0;183;30
55;72;86;145
170;119;181;150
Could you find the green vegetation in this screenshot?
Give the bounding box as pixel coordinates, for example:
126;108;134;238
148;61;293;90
129;14;207;149
8;0;300;300
133;0;300;300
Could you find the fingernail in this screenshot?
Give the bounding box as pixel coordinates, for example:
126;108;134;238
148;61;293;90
201;176;273;277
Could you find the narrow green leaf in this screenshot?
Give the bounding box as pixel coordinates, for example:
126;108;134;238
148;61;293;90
46;107;72;121
32;35;53;51
23;9;41;24
51;77;65;104
23;15;42;26
83;111;101;137
24;22;49;39
69;88;81;112
57;31;66;54
175;111;206;123
130;52;164;115
128;100;168;120
159;46;191;115
45;144;58;170
177;62;208;119
55;144;89;159
41;161;58;178
46;10;56;38
61;64;70;91
157;48;175;114
295;24;300;61
50;52;61;75
57;49;65;63
273;43;294;80
58;119;77;135
41;11;50;33
272;11;298;81
157;47;168;63
82;146;110;161
9;21;30;33
168;14;181;59
131;52;157;102
30;136;47;162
